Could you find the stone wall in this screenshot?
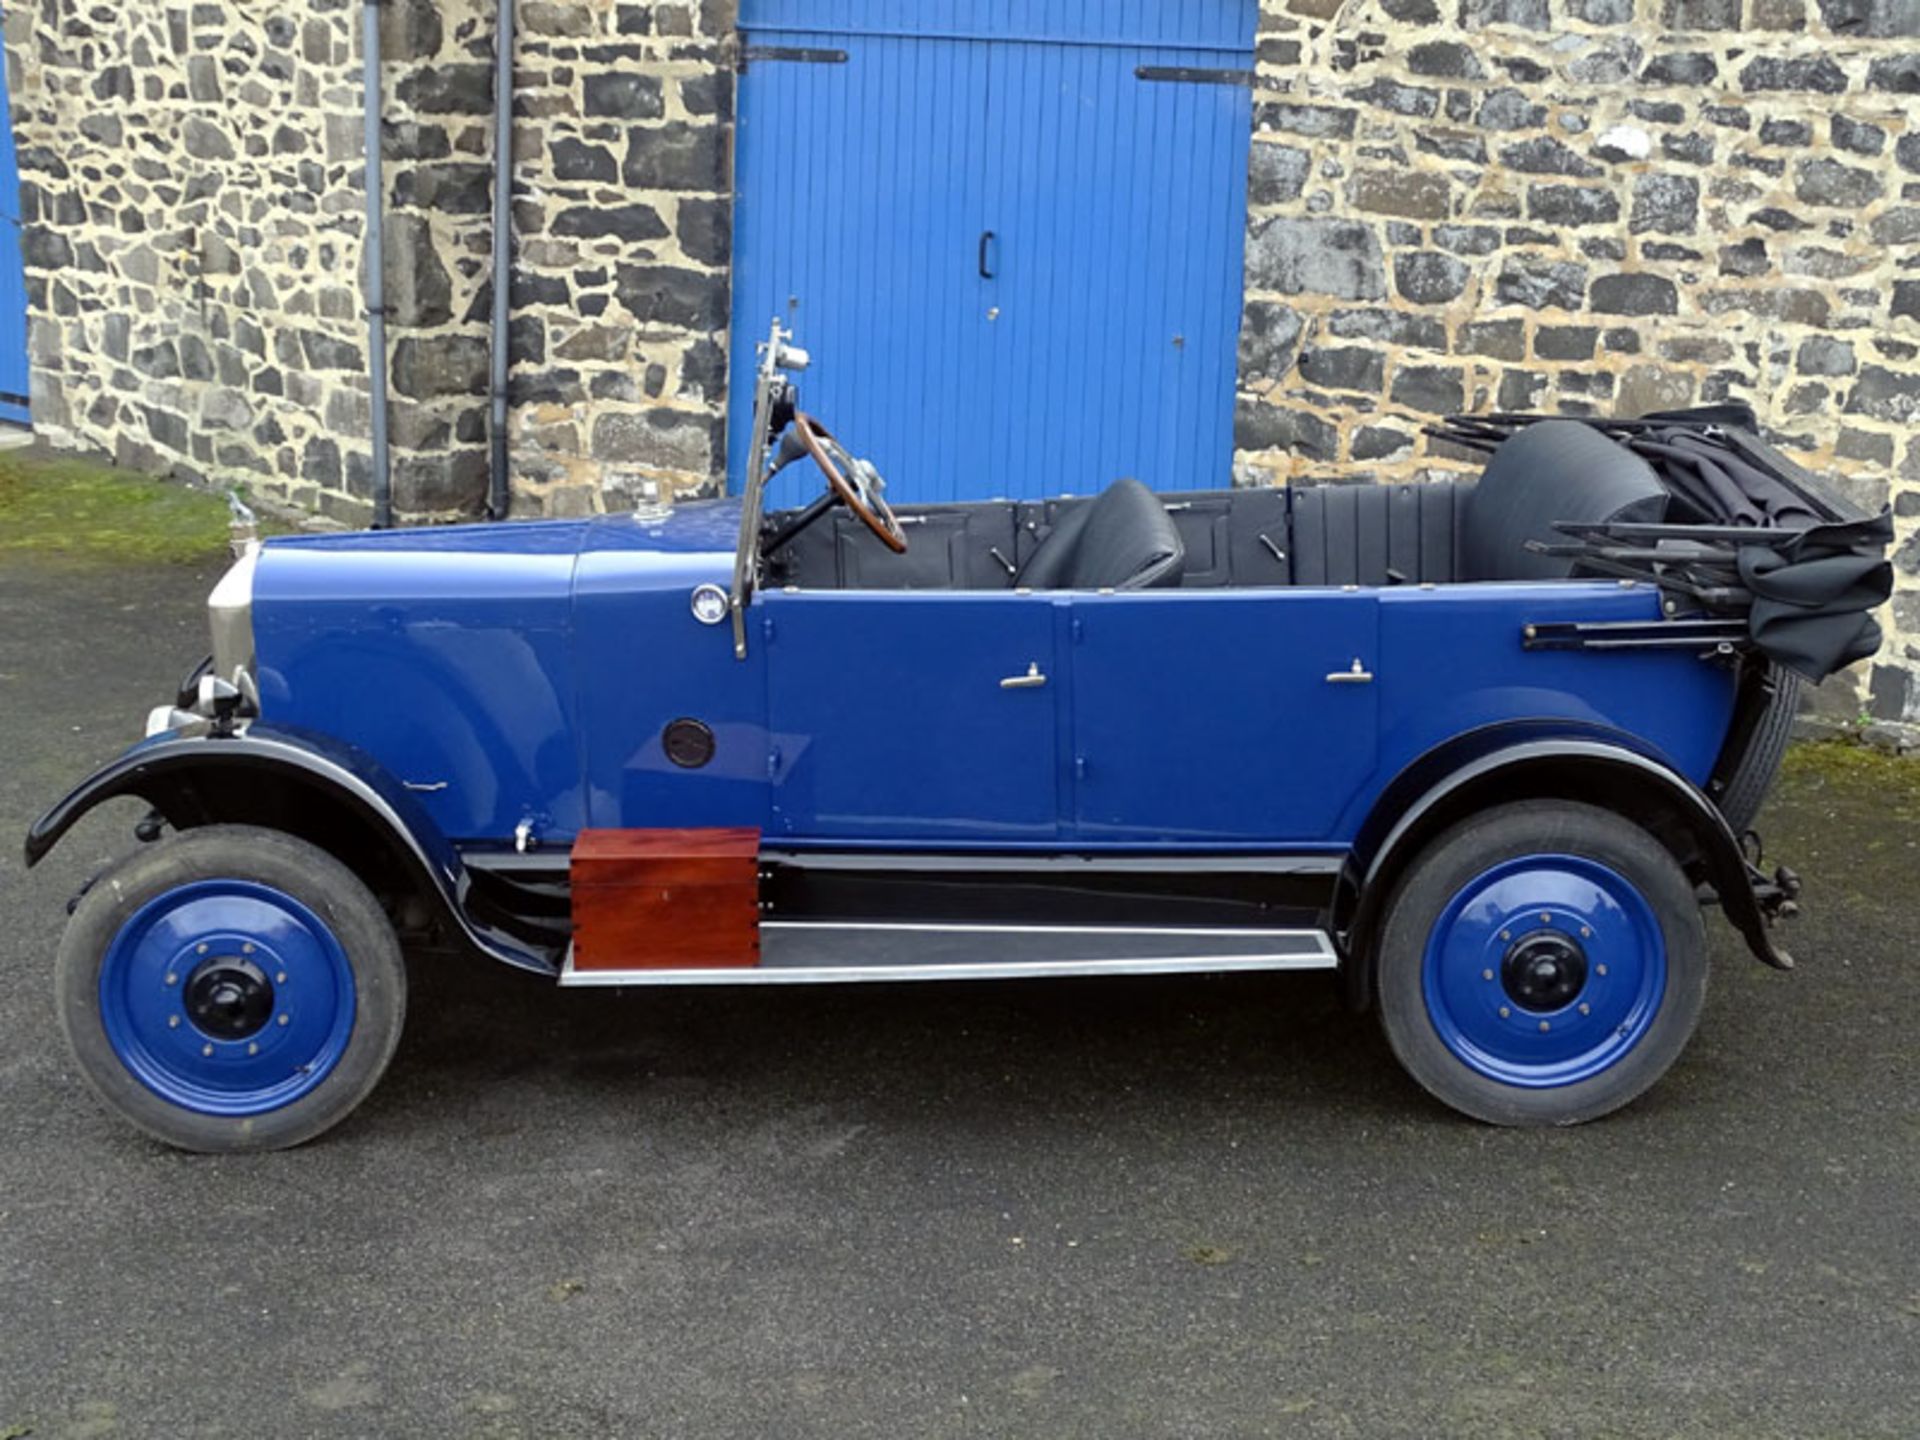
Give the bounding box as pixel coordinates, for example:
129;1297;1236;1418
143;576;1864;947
1236;0;1920;715
9;0;1920;709
5;1;377;522
5;0;736;524
380;0;736;520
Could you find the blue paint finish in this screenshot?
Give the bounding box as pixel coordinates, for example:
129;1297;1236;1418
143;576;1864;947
99;880;356;1116
253;520;592;842
758;589;1062;840
574;503;772;832
741;0;1255;49
1337;582;1737;837
732;2;1255;503
1070;590;1379;842
246;518;1737;856
1421;855;1667;1088
0;41;31;426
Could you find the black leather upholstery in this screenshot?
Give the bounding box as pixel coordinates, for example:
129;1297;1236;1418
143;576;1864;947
1290;480;1475;587
1460;419;1668;582
1017;478;1185;590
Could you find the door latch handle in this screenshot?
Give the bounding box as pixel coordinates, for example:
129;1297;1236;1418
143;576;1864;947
1001;662;1047;690
1326;659;1374;684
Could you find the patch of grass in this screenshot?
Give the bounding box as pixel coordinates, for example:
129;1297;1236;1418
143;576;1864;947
0;448;233;566
1782;739;1920;807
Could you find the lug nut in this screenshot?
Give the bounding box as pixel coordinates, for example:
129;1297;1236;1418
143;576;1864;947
1482;969;1494;982
1500;930;1511;942
164;973;177;986
1580;926;1592;938
201;1043;214;1057
168;1015;180;1029
196;944;208;955
1539;1021;1551;1033
242;943;254;955
1578;1003;1591;1015
247;1042;259;1056
1499;1006;1512;1019
278;1014;290;1026
1597;964;1609;977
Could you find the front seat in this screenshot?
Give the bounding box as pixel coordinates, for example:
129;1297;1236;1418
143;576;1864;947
1017;478;1186;590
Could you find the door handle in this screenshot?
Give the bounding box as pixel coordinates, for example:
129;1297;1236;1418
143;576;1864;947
1000;662;1047;690
979;230;997;280
1326;659;1374;684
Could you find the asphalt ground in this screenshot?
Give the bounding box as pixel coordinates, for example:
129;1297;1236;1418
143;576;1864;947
1;550;1915;1439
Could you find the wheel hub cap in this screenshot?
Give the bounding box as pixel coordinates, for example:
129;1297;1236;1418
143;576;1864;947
1501;931;1588;1013
184;957;274;1040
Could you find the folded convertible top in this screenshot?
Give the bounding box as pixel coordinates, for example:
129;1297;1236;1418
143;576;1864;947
1431;406;1894;684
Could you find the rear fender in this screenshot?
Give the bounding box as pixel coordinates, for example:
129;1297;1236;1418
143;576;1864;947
1340;724;1791;1011
23;723;558;976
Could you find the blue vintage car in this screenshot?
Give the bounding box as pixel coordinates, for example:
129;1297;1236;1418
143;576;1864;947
27;327;1893;1149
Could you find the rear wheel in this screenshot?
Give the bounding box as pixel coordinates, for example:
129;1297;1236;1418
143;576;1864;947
1376;801;1706;1126
56;825;406;1152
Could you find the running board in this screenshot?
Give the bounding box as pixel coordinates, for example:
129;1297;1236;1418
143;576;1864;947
558;922;1338;988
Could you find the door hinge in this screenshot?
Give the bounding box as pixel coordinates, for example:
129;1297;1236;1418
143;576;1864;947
1136;65;1255;87
740;45;849;72
1074;756;1088;782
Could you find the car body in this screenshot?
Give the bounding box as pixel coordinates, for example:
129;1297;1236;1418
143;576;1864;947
28;330;1892;1148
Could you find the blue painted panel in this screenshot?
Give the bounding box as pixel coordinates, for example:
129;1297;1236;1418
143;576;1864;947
759;589;1063;840
741;0;1256;50
253;522;593;843
1071;592;1380;842
731;3;1255;504
732;30;996;511
1349;583;1740;828
573;504;774;833
979;39;1251;498
0;41;31;427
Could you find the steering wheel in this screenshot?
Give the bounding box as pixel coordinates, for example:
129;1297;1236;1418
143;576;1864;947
792;412;908;554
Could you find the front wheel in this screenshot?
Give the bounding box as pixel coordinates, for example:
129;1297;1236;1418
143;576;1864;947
1376;801;1707;1127
56;825;407;1152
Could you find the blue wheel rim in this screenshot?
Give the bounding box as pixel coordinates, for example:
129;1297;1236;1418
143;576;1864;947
1421;855;1666;1089
98;880;357;1117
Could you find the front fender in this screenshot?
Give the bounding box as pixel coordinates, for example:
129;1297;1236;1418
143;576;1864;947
24;723;556;976
1342;725;1793;1009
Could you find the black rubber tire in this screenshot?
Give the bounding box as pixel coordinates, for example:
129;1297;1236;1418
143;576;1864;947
1376;801;1707;1127
55;825;407;1153
1716;665;1803;836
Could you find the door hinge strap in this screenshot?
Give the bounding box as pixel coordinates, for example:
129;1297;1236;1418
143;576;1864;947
742;45;849;69
1135;65;1254;87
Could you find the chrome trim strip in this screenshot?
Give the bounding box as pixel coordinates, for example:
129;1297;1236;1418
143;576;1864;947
559;926;1338;988
761;921;1322;937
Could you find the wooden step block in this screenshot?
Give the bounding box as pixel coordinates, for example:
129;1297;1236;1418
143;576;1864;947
571;828;761;971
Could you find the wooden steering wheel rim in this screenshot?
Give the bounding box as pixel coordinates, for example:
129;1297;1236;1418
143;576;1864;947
792;412;909;555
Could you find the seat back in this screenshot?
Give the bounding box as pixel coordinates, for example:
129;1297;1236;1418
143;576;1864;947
1290;480;1474;587
1016;478;1185;590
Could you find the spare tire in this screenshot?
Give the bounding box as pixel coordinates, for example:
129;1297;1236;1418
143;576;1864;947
1461;420;1669;582
1715;664;1803;835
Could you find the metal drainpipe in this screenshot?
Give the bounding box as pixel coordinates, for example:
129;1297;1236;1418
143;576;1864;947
362;0;393;529
486;0;515;521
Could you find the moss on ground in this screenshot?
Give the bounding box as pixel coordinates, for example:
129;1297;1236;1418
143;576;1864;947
1781;739;1920;815
0;448;234;566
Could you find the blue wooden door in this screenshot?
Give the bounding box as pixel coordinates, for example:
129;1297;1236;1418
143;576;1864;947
732;1;1255;505
0;36;31;427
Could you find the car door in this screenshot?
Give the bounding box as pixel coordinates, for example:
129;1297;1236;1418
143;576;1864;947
1068;591;1381;844
758;590;1063;843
